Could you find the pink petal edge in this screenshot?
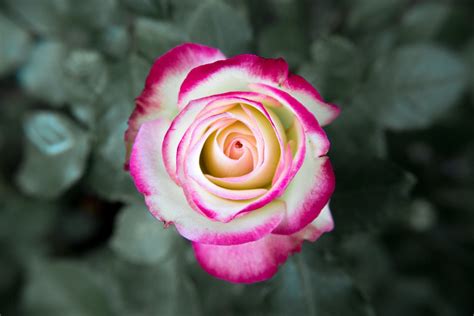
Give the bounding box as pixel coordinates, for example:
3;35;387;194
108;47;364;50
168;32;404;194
178;53;339;127
124;43;225;168
192;204;334;284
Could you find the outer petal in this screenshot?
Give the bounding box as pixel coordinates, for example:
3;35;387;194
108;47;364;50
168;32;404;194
282;74;340;125
124;43;225;166
178;54;338;126
192;205;334;284
192;234;302;284
294;203;334;241
129;118;286;245
272;142;335;235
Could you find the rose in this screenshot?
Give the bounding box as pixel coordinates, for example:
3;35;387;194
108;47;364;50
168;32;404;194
125;43;339;283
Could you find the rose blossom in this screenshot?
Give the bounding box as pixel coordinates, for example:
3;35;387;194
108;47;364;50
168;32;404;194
125;43;339;283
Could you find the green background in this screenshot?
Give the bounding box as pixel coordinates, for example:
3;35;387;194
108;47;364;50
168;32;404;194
0;0;473;315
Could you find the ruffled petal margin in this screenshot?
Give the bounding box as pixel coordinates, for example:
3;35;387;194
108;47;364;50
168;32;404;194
192;204;334;284
125;43;225;167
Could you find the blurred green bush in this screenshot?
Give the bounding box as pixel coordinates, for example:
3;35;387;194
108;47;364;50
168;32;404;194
0;0;473;315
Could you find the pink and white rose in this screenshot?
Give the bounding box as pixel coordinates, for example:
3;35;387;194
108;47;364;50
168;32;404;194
125;43;339;283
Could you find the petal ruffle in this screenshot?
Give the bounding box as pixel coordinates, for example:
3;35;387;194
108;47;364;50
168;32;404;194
125;43;225;166
294;203;334;241
192;233;302;284
282;73;340;126
178;54;339;127
249;83;330;157
192;203;334;284
272;148;335;235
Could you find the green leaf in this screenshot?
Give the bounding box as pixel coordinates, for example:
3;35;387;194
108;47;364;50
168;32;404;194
258;23;307;67
15;111;90;198
359;29;397;64
300;36;363;101
0;247;21;315
84;60;141;203
367;44;467;130
187;249;273;314
22;260;112;316
4;0;65;37
186;0;252;55
99;25;130;59
19;41;68;106
307;1;342;39
171;0;206;22
399;3;450;43
265;0;302;22
86;250;202;316
63;49;108;105
346;0;408;33
130;53;152;98
111;204;178;264
134;17;188;61
85;112;139;203
5;0;118;40
326;102;387;161
0;182;57;261
64;0;119;30
120;0;162;16
464;39;474;101
270;252;375;316
339;234;393;298
0;13;32;76
331;158;415;234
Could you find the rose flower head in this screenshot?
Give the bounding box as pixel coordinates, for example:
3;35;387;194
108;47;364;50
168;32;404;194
125;43;339;283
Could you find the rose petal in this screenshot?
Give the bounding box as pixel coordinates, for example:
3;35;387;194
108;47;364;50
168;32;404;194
202;104;281;190
129;118;286;245
203;122;257;177
192;202;334;284
294;203;334;241
272;144;335;235
163;92;268;184
249;83;330;157
192;233;302;284
181;102;291;222
124;43;225;167
178;54;338;126
282;73;340;126
178;54;289;109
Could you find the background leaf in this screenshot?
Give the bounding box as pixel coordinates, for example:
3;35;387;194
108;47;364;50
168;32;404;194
110;204;178;264
0;0;473;315
331;158;415;234
270;251;376;316
134;17;188;61
0;12;32;76
399;3;450;43
22;260;112;316
366;44;467;130
15;111;90;198
186;0;252;55
299;36;364;102
19;42;68;106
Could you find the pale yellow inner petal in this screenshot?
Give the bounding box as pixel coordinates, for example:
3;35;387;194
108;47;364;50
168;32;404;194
197;100;304;194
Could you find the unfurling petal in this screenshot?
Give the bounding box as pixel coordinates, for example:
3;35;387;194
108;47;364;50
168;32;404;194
125;43;225;166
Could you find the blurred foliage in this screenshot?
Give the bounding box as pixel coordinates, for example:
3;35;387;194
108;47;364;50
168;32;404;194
0;0;473;315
